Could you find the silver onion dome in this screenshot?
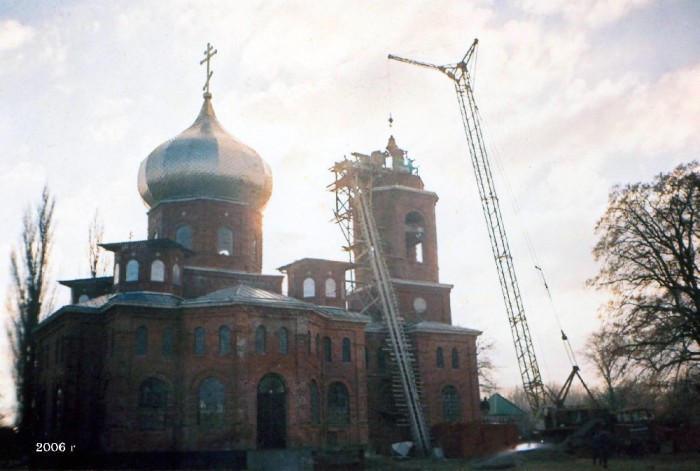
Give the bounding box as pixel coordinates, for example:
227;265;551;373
138;93;273;209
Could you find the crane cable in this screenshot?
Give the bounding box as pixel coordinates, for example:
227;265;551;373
478;109;579;371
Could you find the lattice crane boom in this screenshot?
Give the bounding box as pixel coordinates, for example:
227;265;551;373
389;39;547;412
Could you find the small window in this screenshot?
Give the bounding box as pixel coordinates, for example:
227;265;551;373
217;227;233;256
162;327;174;356
135;326;147;355
310;381;320;426
194;327;205;355
436;347;444;369
172;264;181;285
175;225;192;250
342;337;351;362
279;327;289;355
325;278;336;298
52;386;64;431
315;334;320;359
323;337;332;362
451;347;460;369
441;385;461;422
255;325;266;353
303;277;315;298
126;259;139;282
252;237;258;262
198;377;225;428
327;382;350;426
219;326;231;354
150;260;165;282
78;294;89;303
113;263;120;284
138;378;167;430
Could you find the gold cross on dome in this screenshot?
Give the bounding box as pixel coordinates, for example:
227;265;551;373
200;42;218;94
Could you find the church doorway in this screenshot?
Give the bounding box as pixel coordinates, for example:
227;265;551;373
256;373;287;449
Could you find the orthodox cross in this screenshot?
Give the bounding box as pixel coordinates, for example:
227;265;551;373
200;42;218;93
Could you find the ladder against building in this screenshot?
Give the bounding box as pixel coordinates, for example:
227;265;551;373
331;155;432;456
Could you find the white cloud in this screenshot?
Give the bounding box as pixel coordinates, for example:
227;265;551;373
518;0;653;27
0;19;35;51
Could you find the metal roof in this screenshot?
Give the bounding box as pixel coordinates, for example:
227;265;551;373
407;321;481;335
138;95;273;209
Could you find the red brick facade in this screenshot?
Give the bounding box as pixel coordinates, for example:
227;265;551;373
34;102;481;461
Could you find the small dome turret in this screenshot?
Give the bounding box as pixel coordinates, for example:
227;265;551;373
138;93;273;210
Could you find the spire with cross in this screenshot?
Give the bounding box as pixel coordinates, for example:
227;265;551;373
200;42;218;96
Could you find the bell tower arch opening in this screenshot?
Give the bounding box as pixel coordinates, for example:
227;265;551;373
405;211;426;263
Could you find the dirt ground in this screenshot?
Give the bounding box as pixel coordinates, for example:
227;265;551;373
365;452;700;470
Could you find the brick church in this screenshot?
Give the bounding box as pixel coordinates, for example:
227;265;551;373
33;57;481;463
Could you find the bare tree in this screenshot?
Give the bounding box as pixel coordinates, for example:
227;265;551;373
589;161;700;379
6;186;55;437
88;209;108;277
477;336;499;396
583;325;630;409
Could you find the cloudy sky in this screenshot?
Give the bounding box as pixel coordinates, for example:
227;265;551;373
0;0;698;420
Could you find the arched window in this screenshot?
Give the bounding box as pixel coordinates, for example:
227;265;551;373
52;386;64;431
175;225;192;250
198;377;225;428
162;327;173;356
323;336;332;362
309;381;320;426
150;260;165;282
441;385;461;422
436;347;445;369
217;227;233;256
451;347;460;369
377;348;388;371
327;382;350;426
219;326;231;354
113;262;120;284
255;325;266;353
135;326;147;355
342;337;351;362
303;277;315;298
279;327;289;355
172;264;181;285
194;327;205;355
325;278;336;298
126;259;139;282
138;377;167;430
405;211;426;263
378;380;397;426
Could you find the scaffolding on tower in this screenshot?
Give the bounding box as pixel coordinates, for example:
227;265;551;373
330;152;431;456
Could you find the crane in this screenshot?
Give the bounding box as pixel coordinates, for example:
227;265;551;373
388;39;548;413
